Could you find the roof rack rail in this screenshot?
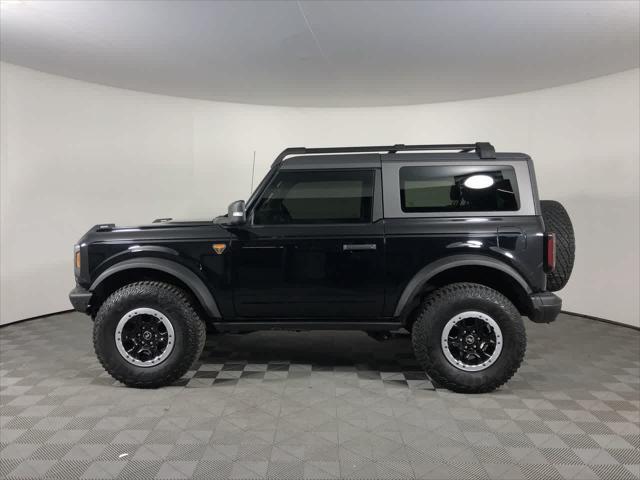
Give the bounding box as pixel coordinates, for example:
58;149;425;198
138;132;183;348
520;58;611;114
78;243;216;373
271;142;496;167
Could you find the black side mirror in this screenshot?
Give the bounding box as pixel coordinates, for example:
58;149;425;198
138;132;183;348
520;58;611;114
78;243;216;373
226;200;246;225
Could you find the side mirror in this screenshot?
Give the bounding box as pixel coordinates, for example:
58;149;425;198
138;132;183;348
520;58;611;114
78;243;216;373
226;200;246;225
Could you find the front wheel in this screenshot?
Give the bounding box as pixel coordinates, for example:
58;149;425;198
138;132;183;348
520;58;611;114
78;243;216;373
94;281;206;388
411;283;526;393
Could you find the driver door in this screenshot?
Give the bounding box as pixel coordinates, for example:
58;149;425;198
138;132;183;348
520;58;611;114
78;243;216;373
231;168;385;318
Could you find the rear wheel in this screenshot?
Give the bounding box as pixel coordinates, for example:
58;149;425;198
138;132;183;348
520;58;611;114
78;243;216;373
411;283;526;393
94;281;206;388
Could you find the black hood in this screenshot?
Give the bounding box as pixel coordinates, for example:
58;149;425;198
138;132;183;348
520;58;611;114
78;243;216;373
78;219;230;245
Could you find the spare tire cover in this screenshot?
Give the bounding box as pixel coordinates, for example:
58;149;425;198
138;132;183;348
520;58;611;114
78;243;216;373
540;200;575;292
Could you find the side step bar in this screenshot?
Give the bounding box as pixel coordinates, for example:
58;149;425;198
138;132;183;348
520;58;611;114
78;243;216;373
211;321;403;333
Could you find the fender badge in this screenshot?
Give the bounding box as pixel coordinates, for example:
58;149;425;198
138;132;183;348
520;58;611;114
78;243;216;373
212;243;227;255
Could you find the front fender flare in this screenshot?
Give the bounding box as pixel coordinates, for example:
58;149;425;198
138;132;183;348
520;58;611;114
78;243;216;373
393;254;532;318
90;257;221;318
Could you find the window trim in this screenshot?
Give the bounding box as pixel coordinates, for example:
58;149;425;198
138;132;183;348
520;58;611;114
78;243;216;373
249;168;378;227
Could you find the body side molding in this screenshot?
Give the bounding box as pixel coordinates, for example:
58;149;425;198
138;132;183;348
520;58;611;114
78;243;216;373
90;257;221;318
393;254;532;318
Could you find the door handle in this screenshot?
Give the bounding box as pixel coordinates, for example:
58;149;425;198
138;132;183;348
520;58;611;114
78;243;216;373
343;244;377;251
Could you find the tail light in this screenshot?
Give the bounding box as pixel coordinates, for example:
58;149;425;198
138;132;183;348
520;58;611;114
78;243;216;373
544;233;556;272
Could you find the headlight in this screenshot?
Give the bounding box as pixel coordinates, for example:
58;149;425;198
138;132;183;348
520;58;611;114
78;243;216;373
74;245;81;270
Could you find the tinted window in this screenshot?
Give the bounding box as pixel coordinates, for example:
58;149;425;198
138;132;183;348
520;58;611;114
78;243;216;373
400;165;519;212
253;170;374;225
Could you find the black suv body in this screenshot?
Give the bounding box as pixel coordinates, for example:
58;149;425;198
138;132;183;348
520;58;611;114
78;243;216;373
70;143;570;392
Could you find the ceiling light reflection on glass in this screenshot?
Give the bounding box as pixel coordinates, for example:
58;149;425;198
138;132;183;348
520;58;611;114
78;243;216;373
464;174;495;189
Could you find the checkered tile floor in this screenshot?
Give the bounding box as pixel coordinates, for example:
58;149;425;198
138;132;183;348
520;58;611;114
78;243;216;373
1;312;638;479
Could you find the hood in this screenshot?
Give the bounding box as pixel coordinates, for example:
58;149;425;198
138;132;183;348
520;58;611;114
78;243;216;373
77;217;230;245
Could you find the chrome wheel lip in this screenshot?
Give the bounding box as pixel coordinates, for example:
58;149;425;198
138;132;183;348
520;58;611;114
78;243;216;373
115;308;175;368
441;311;503;372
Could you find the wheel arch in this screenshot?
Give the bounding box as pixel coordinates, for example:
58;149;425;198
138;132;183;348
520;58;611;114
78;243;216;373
395;254;533;323
89;258;221;319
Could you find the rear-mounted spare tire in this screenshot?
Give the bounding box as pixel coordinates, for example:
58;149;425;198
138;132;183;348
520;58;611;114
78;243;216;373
540;200;575;292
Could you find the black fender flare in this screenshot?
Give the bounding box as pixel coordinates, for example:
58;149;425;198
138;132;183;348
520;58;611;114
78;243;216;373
90;257;221;318
393;254;532;318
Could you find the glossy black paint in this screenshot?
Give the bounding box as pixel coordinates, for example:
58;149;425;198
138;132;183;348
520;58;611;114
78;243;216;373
75;222;234;316
71;149;560;326
230;223;385;318
384;215;547;317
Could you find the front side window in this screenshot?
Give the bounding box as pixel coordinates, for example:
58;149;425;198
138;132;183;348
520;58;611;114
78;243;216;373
400;165;519;213
253;170;374;225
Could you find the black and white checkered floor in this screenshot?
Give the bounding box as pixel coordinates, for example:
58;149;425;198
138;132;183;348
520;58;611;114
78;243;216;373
1;312;638;479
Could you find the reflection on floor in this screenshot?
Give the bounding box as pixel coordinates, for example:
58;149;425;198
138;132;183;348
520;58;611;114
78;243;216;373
0;312;638;479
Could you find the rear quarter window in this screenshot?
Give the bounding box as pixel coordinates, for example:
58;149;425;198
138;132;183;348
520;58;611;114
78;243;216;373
399;165;520;212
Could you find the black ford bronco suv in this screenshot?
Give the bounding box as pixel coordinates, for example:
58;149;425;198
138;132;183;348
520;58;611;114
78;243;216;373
70;142;575;393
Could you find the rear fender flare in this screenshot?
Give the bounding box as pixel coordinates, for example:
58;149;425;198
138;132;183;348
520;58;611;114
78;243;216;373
393;254;532;318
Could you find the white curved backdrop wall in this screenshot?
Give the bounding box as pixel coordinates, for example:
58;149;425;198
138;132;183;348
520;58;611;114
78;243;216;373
1;62;638;327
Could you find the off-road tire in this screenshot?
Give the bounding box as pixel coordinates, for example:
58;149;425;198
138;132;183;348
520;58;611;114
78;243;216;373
540;200;575;292
94;281;206;388
411;283;526;393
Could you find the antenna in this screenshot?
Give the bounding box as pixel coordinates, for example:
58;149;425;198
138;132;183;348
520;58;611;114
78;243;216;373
250;151;256;194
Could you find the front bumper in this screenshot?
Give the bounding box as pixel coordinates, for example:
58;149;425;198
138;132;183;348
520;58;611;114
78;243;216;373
528;292;562;323
69;285;92;313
